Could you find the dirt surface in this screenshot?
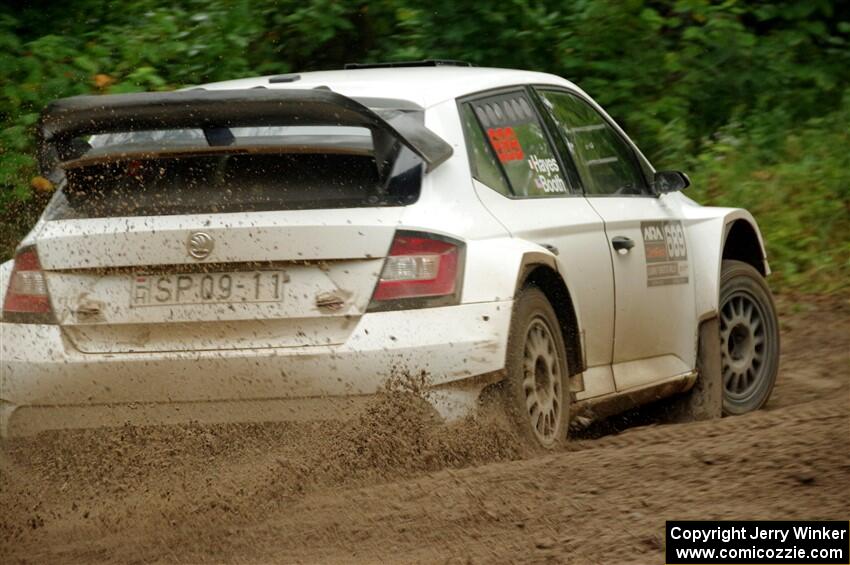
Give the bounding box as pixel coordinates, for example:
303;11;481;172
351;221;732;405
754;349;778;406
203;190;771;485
1;296;848;564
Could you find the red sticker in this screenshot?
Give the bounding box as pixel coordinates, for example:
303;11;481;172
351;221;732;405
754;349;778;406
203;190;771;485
487;127;525;163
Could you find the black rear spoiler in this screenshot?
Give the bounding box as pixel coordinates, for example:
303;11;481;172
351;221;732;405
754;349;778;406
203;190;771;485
37;88;453;174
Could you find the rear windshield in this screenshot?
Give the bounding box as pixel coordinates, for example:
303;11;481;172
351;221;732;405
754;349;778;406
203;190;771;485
44;111;423;220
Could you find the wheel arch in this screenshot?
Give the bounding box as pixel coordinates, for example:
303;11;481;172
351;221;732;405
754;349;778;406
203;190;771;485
722;219;768;277
686;208;769;323
515;254;585;376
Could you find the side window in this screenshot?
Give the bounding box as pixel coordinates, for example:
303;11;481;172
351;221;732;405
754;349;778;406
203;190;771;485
537;90;649;196
464;91;569;198
459;104;511;196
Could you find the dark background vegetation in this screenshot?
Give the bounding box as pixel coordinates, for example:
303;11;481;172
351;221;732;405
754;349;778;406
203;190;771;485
1;0;847;293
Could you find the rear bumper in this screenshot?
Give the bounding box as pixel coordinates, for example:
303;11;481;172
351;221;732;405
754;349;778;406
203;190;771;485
0;301;511;437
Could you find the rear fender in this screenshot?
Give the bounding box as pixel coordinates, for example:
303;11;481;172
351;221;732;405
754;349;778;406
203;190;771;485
462;238;581;314
461;237;585;370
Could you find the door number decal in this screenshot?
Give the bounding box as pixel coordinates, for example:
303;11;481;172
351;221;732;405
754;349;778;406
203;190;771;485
641;221;689;286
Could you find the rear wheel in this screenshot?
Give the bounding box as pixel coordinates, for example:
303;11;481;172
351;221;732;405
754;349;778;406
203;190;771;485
719;260;779;415
503;287;570;450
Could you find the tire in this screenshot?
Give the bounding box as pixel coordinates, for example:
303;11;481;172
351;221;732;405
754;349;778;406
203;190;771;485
719;259;780;415
503;286;570;450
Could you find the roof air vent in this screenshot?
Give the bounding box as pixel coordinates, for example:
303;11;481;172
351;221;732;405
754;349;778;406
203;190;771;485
344;60;473;70
268;73;301;84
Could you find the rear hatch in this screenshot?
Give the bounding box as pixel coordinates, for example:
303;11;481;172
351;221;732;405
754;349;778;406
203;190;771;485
33;88;452;353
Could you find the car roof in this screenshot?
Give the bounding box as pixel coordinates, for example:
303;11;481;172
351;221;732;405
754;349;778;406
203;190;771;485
198;67;580;108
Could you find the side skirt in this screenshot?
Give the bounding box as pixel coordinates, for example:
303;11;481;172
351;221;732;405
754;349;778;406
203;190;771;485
572;370;698;424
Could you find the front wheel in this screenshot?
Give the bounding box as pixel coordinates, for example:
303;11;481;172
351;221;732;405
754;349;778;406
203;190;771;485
503;287;570;450
719;260;780;415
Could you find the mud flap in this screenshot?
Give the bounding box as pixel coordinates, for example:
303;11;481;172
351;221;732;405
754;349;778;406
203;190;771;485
666;317;723;421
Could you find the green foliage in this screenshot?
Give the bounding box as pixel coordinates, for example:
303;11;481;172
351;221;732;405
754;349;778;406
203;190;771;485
1;0;848;292
689;92;850;293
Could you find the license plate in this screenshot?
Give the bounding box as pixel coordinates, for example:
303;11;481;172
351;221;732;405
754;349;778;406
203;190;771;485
130;271;286;307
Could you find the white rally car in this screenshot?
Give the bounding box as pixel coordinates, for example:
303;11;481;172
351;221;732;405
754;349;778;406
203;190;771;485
0;61;779;448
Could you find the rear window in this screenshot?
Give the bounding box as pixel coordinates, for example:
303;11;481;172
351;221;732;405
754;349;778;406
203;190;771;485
459;104;511;196
45;112;422;220
464;91;570;198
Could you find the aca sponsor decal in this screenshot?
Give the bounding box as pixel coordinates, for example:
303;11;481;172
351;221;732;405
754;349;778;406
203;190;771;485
641;220;689;286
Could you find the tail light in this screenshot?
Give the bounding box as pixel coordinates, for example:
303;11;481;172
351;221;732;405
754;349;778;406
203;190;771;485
3;245;55;323
368;231;464;311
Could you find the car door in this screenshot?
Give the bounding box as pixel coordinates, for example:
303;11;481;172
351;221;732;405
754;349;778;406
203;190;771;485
458;88;618;400
534;87;698;392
